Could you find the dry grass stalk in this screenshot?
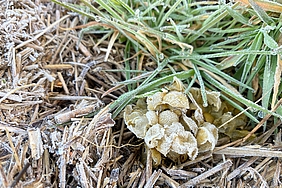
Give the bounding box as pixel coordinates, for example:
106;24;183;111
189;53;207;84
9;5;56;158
214;146;282;158
180;159;233;187
0;123;25;134
0;162;8;188
43;64;73;70
163;167;197;179
273;160;281;187
144;169;162;188
243;157;272;180
159;173;179;187
27;128;43;160
226;156;259;181
54;104;100;124
14;14;71;50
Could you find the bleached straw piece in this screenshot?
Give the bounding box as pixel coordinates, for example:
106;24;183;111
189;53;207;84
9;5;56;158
214;146;282;158
144;169;162;188
28;128;44;160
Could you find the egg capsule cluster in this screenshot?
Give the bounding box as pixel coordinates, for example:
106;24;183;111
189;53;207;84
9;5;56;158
124;77;222;164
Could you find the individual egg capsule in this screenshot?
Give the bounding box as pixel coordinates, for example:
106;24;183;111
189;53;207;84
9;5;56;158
158;110;179;126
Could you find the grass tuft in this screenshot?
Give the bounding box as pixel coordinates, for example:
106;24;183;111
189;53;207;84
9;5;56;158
51;0;282;124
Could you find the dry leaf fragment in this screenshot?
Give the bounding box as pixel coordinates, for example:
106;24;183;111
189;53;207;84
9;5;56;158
203;112;215;123
189;88;203;108
147;87;189;111
136;97;147;109
194;107;205;125
214;112;245;133
214;111;251;140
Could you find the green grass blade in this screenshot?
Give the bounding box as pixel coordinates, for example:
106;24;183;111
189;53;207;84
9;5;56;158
141;0;163;17
95;0;123;20
189;59;253;90
241;32;263;85
187;2;240;43
158;0;182;27
193;65;208;107
80;0;105;17
244;53;266;89
202;71;282;119
189;50;272;59
51;0;96;19
168;18;184;41
262;55;276;116
262;30;279;49
113;0;135;16
248;0;274;25
225;5;249;25
139;59;169;87
185;76;197;94
216;55;245;70
125;41;132;91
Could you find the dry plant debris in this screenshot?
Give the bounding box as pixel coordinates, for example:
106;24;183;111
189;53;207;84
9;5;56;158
0;0;126;187
0;0;282;187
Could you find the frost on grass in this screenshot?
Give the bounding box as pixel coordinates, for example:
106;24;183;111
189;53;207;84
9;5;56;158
124;77;246;163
